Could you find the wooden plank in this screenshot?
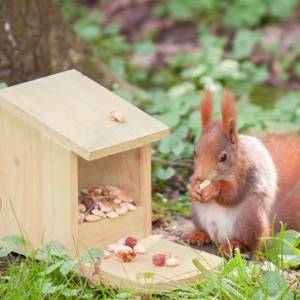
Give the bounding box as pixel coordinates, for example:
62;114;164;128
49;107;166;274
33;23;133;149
0;106;78;254
0;70;169;160
98;235;223;293
138;145;152;236
78;208;145;253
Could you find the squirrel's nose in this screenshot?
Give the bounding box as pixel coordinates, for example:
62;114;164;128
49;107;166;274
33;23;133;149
193;166;205;181
194;165;215;181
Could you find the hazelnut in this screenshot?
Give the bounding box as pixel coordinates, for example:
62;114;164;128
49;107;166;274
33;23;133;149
125;237;137;249
152;254;166;267
81;197;95;211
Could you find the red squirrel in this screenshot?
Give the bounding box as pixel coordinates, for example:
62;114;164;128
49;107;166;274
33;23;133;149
187;88;300;255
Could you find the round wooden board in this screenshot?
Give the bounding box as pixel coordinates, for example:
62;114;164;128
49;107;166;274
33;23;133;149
99;235;223;293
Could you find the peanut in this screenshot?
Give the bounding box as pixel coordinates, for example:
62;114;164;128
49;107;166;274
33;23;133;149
126;203;137;211
165;257;180;267
198;179;211;192
91;209;106;218
78;204;86;213
106;211;119;218
109;111;126;123
85;214;101;222
133;243;146;254
78;213;85;224
115;206;128;215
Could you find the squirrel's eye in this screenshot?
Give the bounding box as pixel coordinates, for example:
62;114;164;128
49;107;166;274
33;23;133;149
219;151;228;162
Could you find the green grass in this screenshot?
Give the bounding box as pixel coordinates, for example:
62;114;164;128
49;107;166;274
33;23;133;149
0;250;298;299
0;256;117;299
0;227;299;299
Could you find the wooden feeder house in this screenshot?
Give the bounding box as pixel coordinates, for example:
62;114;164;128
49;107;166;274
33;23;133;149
0;70;221;292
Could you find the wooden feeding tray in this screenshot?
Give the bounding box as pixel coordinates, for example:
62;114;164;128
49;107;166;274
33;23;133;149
99;235;222;293
0;70;222;291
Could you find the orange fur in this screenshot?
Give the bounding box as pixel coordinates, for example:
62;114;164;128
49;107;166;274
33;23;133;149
190;88;300;253
186;231;211;246
265;134;300;231
200;88;214;130
219;239;249;256
221;89;237;132
221;88;239;145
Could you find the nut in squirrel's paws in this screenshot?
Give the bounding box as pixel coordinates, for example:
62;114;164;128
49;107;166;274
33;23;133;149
198;180;211;191
189;179;209;202
186;231;211;246
190;179;218;202
201;181;220;202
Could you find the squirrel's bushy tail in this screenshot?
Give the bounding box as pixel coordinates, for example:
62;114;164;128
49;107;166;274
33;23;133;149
265;134;300;232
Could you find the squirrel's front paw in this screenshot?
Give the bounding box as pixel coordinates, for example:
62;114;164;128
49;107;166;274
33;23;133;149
202;182;220;202
186;231;211;246
219;239;248;256
189;188;203;202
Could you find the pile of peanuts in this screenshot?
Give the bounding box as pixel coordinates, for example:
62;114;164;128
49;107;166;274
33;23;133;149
105;237;180;267
78;185;137;223
105;236;146;262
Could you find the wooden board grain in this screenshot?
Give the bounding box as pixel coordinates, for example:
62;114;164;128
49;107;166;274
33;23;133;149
78;208;145;253
0;106;78;254
138;145;152;236
0;70;169;160
78;148;141;203
98;235;223;293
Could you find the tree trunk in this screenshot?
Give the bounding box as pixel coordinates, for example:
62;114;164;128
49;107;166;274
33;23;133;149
0;0;140;95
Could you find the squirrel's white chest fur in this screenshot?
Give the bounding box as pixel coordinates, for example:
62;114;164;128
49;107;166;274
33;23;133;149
192;201;241;244
191;135;277;244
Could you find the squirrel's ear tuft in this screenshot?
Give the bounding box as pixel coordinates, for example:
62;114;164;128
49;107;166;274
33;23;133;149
221;88;239;144
200;88;214;130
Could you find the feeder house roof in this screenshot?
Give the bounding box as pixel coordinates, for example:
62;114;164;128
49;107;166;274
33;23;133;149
0;70;169;160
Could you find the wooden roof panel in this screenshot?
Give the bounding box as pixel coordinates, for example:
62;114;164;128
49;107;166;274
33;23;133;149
0;70;169;160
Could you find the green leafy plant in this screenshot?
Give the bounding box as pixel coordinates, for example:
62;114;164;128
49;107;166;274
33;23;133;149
266;229;300;269
0;237;117;299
